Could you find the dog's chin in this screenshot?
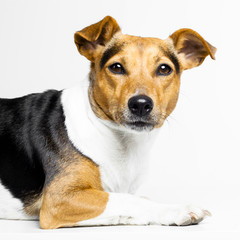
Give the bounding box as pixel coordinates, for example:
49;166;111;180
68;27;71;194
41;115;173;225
99;118;156;133
124;121;155;132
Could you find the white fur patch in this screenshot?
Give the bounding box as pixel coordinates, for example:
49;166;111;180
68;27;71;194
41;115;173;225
0;181;35;220
76;193;209;226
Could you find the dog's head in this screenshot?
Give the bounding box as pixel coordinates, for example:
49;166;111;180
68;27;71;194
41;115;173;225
74;16;216;132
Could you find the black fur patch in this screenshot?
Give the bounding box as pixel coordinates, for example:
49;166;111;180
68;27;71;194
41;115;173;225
100;44;123;69
165;50;180;74
0;90;69;203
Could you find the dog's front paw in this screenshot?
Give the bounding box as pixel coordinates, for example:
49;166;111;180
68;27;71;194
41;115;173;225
160;205;211;226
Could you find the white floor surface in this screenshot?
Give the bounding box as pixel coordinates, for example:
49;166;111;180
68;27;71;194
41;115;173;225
0;208;239;240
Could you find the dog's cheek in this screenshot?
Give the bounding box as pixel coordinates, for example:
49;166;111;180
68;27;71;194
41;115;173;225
166;93;179;116
92;84;111;118
165;83;180;117
152;78;180;124
91;75;119;121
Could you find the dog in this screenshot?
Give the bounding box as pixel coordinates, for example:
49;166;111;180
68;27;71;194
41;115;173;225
0;16;216;229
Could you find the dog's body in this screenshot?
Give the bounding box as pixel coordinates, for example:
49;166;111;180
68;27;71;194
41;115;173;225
0;16;216;229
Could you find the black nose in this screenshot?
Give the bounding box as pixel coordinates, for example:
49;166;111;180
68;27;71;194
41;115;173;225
128;95;153;117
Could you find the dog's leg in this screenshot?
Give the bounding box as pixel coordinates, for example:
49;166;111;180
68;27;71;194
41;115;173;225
40;187;209;228
39;155;210;229
76;192;210;227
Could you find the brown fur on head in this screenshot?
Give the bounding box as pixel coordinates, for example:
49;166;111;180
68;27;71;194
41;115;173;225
74;16;216;132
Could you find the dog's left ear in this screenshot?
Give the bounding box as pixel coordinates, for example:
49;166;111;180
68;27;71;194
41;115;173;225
74;16;121;61
169;28;217;70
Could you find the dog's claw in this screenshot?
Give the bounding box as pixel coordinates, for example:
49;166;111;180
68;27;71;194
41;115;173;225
189;212;199;223
189;212;198;220
203;209;212;217
165;205;212;226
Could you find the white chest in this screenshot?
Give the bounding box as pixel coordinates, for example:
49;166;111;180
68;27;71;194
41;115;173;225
96;132;153;193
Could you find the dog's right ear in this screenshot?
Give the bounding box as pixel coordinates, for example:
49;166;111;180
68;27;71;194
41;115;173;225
74;16;121;61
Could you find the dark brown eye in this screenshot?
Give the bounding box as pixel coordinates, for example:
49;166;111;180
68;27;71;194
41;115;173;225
157;64;172;76
108;63;126;74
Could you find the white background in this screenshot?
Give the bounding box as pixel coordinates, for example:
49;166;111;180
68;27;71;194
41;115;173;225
0;0;240;239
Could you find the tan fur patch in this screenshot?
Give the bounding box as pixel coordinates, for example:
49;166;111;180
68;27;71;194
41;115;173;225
39;151;108;229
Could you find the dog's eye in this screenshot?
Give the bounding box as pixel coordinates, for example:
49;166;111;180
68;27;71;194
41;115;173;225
157;64;172;76
108;63;126;74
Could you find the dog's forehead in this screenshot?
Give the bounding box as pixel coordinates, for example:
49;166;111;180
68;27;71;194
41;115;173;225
111;34;169;53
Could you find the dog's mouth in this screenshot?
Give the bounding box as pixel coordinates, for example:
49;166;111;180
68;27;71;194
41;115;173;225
124;121;155;132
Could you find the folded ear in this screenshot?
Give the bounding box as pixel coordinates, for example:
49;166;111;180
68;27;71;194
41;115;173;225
169;28;217;70
74;16;121;61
